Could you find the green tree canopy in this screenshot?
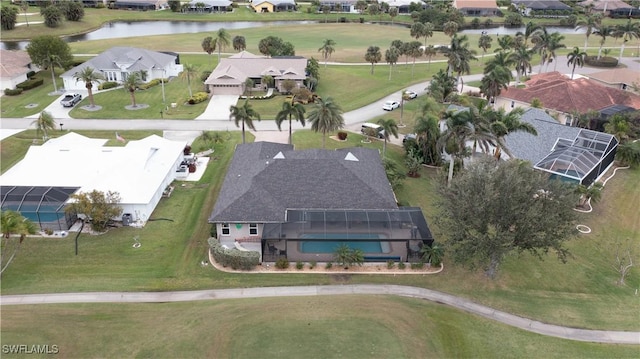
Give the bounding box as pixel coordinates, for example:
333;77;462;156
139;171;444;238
232;35;246;52
308;97;345;149
1;5;19;31
258;36;295;57
230;100;261;144
437;157;577;278
1;210;37;275
66;190;123;233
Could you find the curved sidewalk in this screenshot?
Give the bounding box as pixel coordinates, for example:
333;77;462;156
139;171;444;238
1;284;638;345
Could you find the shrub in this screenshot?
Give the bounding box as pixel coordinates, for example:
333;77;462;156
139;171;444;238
411;262;425;269
68;59;86;68
296;261;304;270
275;257;290;269
4;88;23;96
98;81;118;90
398;261;406;269
138;79;162;90
27;71;36;78
309;260;317;269
44;228;54;235
201;71;212;82
585;56;618;68
337;131;348;140
188;92;209;105
325;261;333;269
386;260;395;269
16;79;44;90
207;238;260;270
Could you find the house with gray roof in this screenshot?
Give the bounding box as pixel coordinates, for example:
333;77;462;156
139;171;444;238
511;0;572;16
61;47;183;91
204;51;307;95
504;108;618;186
187;0;233;12
209;142;434;263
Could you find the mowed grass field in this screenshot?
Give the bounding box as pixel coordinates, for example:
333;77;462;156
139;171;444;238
2;296;638;359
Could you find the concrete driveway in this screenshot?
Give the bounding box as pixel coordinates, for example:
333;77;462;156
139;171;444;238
195;95;239;121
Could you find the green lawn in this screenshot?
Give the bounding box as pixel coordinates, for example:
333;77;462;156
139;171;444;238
0;69;65;118
1;296;637;358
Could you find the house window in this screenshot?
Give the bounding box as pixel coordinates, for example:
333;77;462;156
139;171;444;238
221;223;230;236
249;223;258;235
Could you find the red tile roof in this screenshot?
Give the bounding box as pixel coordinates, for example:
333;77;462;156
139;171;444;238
0;50;32;78
454;0;498;9
500;72;640;113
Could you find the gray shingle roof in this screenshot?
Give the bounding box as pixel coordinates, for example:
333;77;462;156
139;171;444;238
209;143;398;223
61;47;178;77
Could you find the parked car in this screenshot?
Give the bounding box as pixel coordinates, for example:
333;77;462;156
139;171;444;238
361;123;385;139
403;133;417;143
60;93;82;107
382;100;400;111
403;90;418;100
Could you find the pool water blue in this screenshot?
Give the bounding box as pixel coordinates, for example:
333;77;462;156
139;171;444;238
299;234;384;253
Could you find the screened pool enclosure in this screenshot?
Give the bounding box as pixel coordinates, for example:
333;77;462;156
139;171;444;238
1;186;79;231
534;130;618;186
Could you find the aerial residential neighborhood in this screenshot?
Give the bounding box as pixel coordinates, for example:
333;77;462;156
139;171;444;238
0;0;639;357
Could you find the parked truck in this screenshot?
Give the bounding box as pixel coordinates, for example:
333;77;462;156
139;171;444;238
60;93;82;107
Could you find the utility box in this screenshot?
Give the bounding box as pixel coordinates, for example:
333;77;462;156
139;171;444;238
122;213;133;226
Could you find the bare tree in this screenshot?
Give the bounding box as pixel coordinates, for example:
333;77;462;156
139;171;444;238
612;239;635;286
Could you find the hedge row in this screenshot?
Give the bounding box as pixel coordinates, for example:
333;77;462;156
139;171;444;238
239;92;276;100
585;56;619;68
98;81;118;90
188;92;208;105
4;88;23;96
138;78;167;90
208;237;260;270
16;78;44;90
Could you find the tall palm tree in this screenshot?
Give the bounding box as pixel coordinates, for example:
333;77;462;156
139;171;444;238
180;63;198;98
45;53;64;93
566;47;587;79
73;67;104;108
214;28;231;63
516;21;540;47
413;106;441;166
32;111;56;141
307;97;344;149
593;24;614;59
123;72;143;107
531;27;551;73
385;47;399;80
480;65;512;104
232;35;246;52
441;34;477;92
275;100;306;145
496;35;515;52
376;118;399;157
509;45;533;85
201;36;216;66
422;22;434;46
484;51;513;73
364;46;382;74
547;32;566;72
575;13;602;52
1;210;37;275
229;100;261;144
437;108;475;185
612;20;640;62
423;45;436;68
318;39;336;68
20;2;29;27
443;21;459;38
487;107;534;159
478;33;492;62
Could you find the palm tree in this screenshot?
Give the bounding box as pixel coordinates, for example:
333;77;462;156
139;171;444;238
423;45;436;68
229;100;261;144
615;142;640;167
422;22;434;46
232;35;246;52
478;33;492;62
45;53;64;93
480;65;512;104
180;63;198;98
413;98;442;165
318;39;336;68
123;72;143;107
73;67;104;108
487;107;534;159
566;47;587;79
214;28;231;63
575;13;602;52
517;21;540;47
385;47;399;80
201;36;216;66
575;183;603;208
364;46;382;74
420;242;444;266
497;35;514;52
484;51;513;73
308;97;344;149
1;210;37;275
376;118;399;157
275;100;306;145
547;32;566;72
31;111;56;141
593;24;614;59
509;45;533;85
441;34;477;92
389;6;398;25
443;21;459;38
612;20;640;62
437;108;475;185
20;2;29;27
531;27;551;73
604;115;631;142
405;41;423;76
410;22;425;45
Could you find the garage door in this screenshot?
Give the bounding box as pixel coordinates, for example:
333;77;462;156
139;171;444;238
211;85;242;96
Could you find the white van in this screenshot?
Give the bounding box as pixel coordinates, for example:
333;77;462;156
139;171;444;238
361;123;385;138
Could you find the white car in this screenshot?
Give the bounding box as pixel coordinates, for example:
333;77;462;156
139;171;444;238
382;100;400;111
403;90;418;99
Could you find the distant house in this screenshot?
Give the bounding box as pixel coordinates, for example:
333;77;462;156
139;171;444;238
504;108;618;186
209;142;434;263
495;72;640;125
251;0;297;13
61;47;183;91
186;0;233;12
578;0;634;16
318;0;424;13
111;0;168;10
0;133;187;230
453;0;499;16
204;51;307;96
511;0;572;16
0;49;37;92
587;68;640;93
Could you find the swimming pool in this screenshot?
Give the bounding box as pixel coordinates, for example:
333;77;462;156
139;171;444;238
299;233;389;254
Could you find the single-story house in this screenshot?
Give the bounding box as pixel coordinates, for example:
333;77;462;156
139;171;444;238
453;0;499;16
511;0;572;16
504;108;618;186
587;68;640;93
0;49;38;92
251;0;297;13
208;142;434;262
204;51;307;95
578;0;634;15
318;0;425;13
111;0;168;10
0;133;186;230
495;72;640;125
61;47;183;91
186;0;233;12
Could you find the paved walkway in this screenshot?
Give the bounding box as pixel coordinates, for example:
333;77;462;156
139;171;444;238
1;284;638;344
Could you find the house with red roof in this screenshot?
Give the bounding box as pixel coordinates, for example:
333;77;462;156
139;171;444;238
495;72;640;126
0;50;38;93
